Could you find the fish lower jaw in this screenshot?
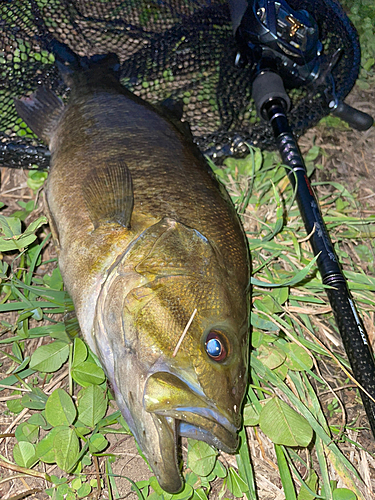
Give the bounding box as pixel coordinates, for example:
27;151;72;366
151;408;239;453
143;371;240;453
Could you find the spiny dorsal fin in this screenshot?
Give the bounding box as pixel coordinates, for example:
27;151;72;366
160;98;184;121
82;161;134;230
14;86;64;145
158;98;194;139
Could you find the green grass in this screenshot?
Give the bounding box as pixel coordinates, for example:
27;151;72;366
342;0;375;83
1;145;374;500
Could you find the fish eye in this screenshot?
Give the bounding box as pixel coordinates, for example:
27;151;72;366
205;330;228;362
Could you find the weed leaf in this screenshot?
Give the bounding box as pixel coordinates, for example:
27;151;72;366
13;441;38;468
259;397;313;447
15;422;39;443
257;344;286;370
89;433;108;453
149;475;172;499
77;385;108;427
297;470;319;500
251;312;280;331
243;404;260;426
172;483;194;500
250;254;319;288
76;483;91;498
45;389;77;426
332;489;357;500
211;459;227;479
72;338;88;367
225;467;249;498
0;215;21;238
192;489;209;500
282;343;314;371
7;392;24;414
36;426;65;463
187;439;217;477
0;215;47;251
53;426;80;472
71;361;106;386
30;340;69;372
21;387;48;410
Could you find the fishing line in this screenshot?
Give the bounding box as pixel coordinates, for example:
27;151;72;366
172;308;198;357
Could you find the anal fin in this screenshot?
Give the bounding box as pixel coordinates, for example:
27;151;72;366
14;86;64;144
44;194;61;250
82;161;134;230
64;293;81;340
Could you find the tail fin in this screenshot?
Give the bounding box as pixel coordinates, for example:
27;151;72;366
30;0;79;67
30;0;120;82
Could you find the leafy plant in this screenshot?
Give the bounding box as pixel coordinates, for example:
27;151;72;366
1;143;374;499
342;0;375;81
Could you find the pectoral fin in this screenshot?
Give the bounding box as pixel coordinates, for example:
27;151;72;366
136;219;214;278
14;87;64;144
82;161;134;229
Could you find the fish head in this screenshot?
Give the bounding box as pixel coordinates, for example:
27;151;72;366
93;218;250;492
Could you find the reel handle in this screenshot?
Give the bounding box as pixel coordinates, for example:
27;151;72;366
331;101;374;131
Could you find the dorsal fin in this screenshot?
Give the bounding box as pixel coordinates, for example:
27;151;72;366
160;98;184;121
82;161;134;230
158;98;194;139
14;87;64;144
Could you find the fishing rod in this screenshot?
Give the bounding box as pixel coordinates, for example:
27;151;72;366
231;0;375;436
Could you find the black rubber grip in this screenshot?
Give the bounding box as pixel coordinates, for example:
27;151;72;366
326;281;375;437
333;102;374;131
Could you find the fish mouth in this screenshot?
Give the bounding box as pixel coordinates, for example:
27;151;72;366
144;371;239;453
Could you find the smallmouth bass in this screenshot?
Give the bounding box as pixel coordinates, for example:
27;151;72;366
15;51;251;493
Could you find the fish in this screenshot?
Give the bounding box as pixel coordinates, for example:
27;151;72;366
14;50;251;493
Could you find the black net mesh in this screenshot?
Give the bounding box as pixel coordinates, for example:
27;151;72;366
0;0;360;169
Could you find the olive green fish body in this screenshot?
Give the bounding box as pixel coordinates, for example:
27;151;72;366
15;58;250;493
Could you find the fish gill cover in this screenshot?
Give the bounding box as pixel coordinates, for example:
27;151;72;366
0;0;359;169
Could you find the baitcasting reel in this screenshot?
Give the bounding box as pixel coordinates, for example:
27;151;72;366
234;0;373;129
235;0;322;88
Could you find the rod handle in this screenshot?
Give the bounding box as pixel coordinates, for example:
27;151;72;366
326;281;375;436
